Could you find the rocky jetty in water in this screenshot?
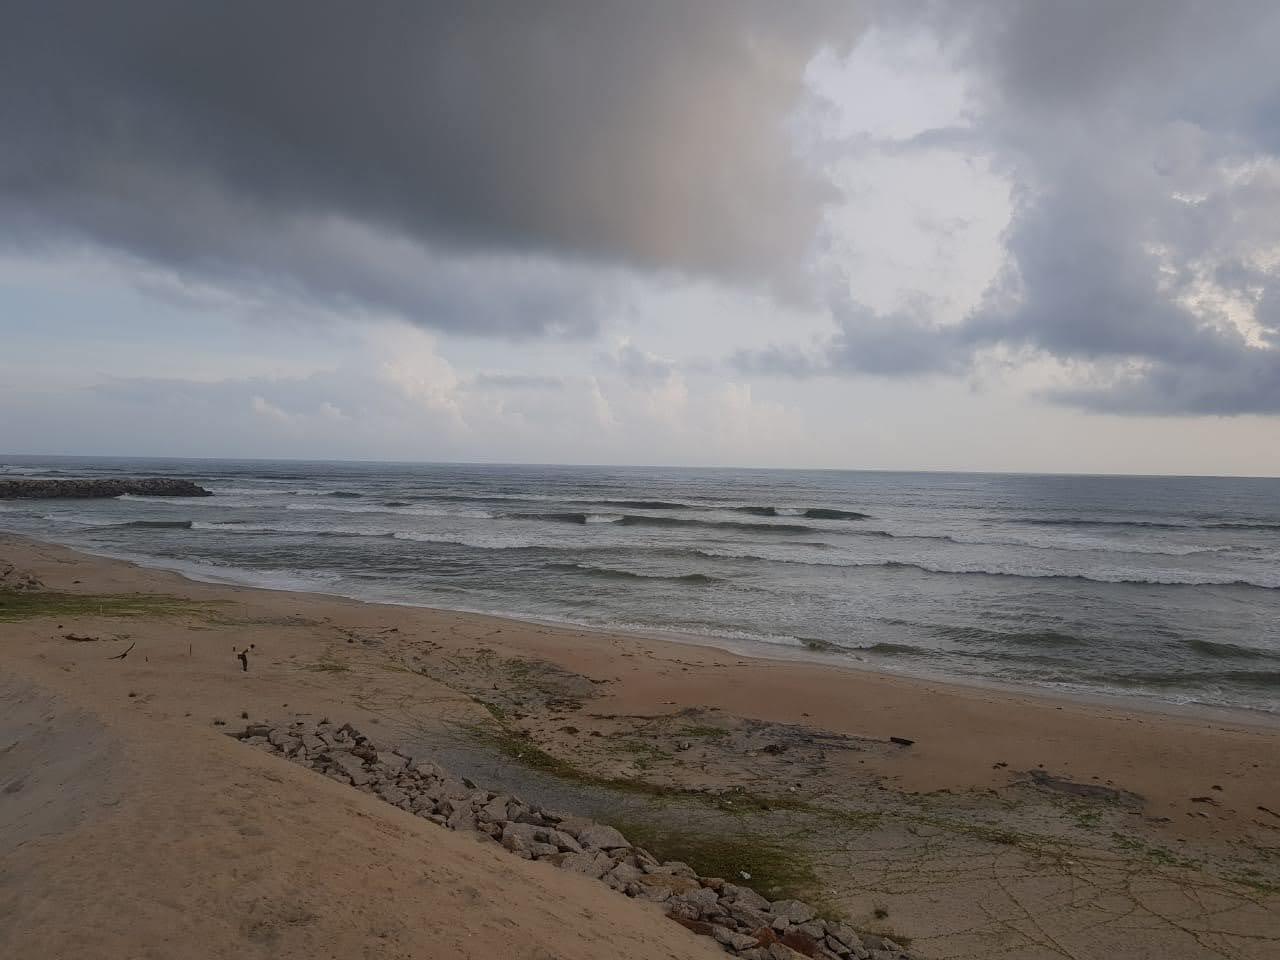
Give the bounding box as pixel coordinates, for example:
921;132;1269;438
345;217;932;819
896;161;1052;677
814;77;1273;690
231;716;922;960
0;477;212;499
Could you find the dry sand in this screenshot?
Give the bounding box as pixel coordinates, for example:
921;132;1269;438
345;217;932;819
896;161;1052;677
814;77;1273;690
1;534;1277;959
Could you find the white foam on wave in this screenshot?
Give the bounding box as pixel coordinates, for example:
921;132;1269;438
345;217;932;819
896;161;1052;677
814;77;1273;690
39;512;104;526
0;465;51;475
392;530;539;549
286;501;494;519
691;546;1280;589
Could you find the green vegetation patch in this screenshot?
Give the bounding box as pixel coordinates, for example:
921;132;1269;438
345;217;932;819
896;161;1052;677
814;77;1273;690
306;659;351;673
1110;832;1201;869
610;816;821;903
0;587;194;622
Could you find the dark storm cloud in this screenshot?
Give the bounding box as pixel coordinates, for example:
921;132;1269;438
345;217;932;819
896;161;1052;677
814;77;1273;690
746;0;1280;414
0;1;858;335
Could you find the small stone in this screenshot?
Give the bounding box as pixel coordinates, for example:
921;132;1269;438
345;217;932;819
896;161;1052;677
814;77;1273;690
645;859;696;877
479;795;511;822
673;886;720;916
726;884;771;912
634;883;673;903
329;752;372;786
446;807;477;832
713;926;762;951
667;900;702;921
548;828;583;853
826;923;861;951
412;759;444;778
377;784;407;806
437;778;473;800
637;873;702;897
771;899;816;924
729;903;771;931
609;862;644;885
380;753;409;772
797;920;828;939
557;851;613;879
555;815;592;838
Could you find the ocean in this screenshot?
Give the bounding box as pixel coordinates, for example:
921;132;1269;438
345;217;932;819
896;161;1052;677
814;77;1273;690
2;456;1278;713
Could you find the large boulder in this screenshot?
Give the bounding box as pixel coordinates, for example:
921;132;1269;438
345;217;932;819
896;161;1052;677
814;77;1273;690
577;823;630;850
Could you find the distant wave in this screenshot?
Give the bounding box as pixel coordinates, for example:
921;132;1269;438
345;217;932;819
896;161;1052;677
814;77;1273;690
902;530;1237;557
546;562;720;585
1014;517;1194;530
930;624;1088;648
591;499;694;510
0;465;52;475
735;505;869;520
190;520;394;538
690;549;1280;589
286;502;390;514
1106;668;1280;689
106;519;195;530
1016;516;1280;532
1183;637;1280;660
286;501;494;519
511;511;815;534
850;642;934;657
870;559;1280;590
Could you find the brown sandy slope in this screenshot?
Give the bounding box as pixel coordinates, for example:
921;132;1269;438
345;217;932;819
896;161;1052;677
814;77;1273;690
1;535;1278;959
0;546;725;959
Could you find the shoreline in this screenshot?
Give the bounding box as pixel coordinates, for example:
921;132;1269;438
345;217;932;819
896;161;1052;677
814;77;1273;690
14;529;1280;731
4;532;1279;959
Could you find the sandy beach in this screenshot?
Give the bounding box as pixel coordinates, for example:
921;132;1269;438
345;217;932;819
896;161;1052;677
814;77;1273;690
2;533;1278;960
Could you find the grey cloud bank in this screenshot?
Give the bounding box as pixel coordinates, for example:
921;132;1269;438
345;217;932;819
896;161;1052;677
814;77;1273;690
742;1;1280;414
3;0;1280;428
0;1;856;335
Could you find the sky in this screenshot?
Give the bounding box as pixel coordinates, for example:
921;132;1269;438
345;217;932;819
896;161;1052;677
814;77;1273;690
3;1;1280;475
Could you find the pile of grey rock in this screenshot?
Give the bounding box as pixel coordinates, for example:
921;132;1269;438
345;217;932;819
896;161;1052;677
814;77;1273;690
0;478;212;499
0;476;212;498
233;718;920;960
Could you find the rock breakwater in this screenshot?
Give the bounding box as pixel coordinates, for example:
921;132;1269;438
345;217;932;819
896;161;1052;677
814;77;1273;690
0;477;212;499
231;717;921;960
